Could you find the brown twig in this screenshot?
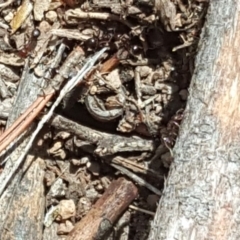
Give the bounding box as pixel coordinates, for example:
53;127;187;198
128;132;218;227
0;46;84;157
68;177;138;240
0;94;53;155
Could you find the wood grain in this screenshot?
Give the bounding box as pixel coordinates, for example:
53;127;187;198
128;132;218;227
149;1;240;239
68;177;138;240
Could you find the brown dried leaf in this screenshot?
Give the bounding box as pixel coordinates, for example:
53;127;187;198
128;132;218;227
10;0;33;34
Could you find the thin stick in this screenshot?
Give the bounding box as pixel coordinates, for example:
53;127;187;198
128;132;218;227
0;95;53;155
0;44;66;156
129;205;155;216
0;97;43;145
110;163;162;196
0;47;108;197
66;10;133;28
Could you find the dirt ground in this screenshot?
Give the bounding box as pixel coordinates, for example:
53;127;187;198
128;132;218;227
0;0;208;239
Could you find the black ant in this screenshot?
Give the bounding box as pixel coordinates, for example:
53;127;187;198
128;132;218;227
130;44;142;56
83;24;143;58
84;37;99;51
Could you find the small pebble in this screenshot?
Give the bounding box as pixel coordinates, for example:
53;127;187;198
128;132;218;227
77;197;92;217
4;12;14;22
85;188;99;201
55;131;71;140
48;141;67;159
48;178;66;197
57;220;74;235
56;199;76;221
45;11;57;23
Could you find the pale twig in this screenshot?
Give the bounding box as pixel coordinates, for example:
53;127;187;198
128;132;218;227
0;0;14;9
111;156;164;180
0;47;108;196
129;205;155;216
110;163;162;196
65;9;133;28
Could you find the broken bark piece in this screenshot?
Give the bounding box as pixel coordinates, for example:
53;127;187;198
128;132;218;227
68;177;138;240
0;156;45;240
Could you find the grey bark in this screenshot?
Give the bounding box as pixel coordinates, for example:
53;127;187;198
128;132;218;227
0;62;46;240
149;0;240;239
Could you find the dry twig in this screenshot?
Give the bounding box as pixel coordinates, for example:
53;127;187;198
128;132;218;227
0;47;108;196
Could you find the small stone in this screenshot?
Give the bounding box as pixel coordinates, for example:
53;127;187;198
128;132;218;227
55;131;71;140
138;66;152;78
95;183;104;191
89;85;97;95
57;220;74;235
77;197;92;218
4;12;14;22
48;141;67;159
85;188;99;201
45;10;57;23
80;156;91;164
48;178;66;197
71;158;81;166
56;199;76;221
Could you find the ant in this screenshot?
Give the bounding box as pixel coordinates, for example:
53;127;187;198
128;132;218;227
83;28;120;52
84;37;99;51
84;35;142;60
160;109;184;154
83;23;143;58
16;28;41;58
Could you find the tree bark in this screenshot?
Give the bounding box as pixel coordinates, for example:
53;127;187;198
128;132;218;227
0;64;46;240
149;0;240;239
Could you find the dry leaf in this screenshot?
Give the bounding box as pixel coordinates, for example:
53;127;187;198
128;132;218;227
10;0;33;34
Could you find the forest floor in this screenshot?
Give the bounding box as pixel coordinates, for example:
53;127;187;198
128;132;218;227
0;0;208;239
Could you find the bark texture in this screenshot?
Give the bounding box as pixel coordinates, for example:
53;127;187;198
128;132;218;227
68;178;138;240
0;63;46;240
149;0;240;239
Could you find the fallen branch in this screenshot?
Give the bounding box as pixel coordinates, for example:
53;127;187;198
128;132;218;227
68;177;138;240
49;113;155;156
